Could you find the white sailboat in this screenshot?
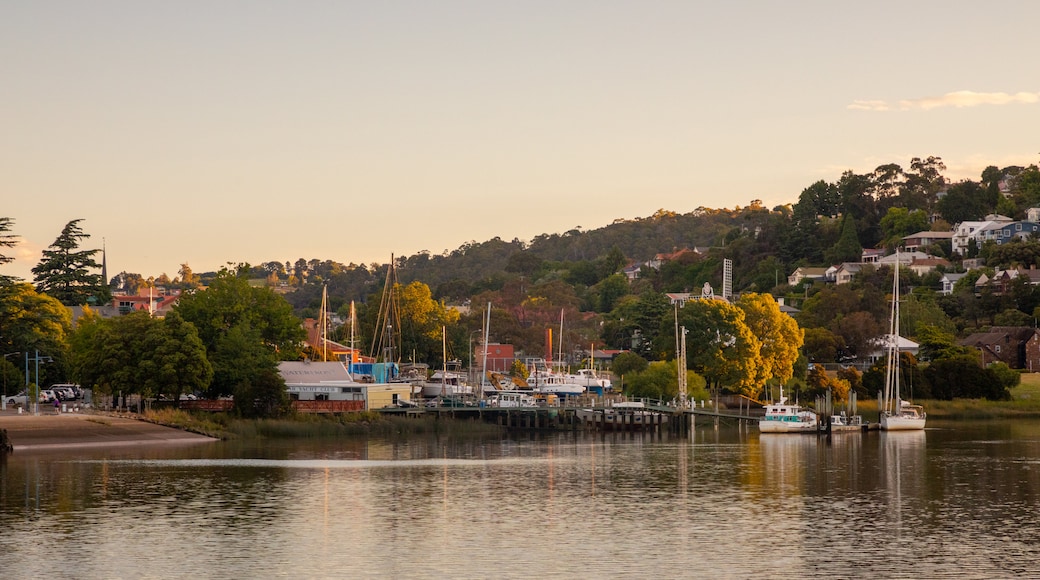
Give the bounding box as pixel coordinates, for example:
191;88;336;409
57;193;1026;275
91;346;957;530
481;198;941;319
879;250;926;431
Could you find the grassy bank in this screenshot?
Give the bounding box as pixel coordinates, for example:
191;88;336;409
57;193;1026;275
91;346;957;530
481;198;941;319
143;408;506;440
847;373;1040;420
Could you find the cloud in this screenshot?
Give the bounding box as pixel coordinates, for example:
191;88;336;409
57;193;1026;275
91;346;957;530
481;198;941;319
849;90;1040;112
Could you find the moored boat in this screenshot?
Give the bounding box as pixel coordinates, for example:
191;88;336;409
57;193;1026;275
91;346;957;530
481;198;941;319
879;249;926;431
828;411;864;432
759;387;818;433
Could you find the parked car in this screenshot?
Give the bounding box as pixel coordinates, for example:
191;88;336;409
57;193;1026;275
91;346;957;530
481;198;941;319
39;390;56;403
5;391;30;407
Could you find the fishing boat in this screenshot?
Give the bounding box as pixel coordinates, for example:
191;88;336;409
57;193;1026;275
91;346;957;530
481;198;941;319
879;250;926;431
758;386;818;433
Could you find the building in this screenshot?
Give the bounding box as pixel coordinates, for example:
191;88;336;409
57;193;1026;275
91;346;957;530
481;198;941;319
865;334;920;365
277;360;413;410
901;231;954;253
952;215;1013;255
787;267;828;286
940;272;966;294
959;327;1040;370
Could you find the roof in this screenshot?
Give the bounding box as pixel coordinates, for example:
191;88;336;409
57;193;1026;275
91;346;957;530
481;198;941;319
277;360;353;384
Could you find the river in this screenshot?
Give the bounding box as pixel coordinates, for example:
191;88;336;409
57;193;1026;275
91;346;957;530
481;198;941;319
2;419;1039;578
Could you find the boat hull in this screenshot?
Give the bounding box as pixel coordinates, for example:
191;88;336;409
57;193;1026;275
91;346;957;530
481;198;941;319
758;419;817;433
880;415;926;431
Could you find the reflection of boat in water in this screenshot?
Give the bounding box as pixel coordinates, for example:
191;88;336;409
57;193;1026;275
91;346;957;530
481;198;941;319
576;401;668;429
879;250;926;431
758;387;818;433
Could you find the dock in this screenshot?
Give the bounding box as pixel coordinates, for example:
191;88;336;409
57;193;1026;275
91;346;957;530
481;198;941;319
379;397;761;433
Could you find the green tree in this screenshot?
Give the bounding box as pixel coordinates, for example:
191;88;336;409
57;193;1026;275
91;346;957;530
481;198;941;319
175;266;304;403
611;351;649;377
622;360;706;401
175;266;304;359
879;207;929;249
0;283;72;382
0;217;20;286
825;215;862;265
142;311;213;401
31;219;109;306
69;310;212;402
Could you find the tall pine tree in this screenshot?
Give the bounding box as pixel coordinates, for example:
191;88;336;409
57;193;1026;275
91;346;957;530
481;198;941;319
32;219;109;305
0;217;19;286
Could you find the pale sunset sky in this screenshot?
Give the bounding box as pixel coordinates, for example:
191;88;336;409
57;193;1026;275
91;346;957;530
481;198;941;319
2;1;1038;281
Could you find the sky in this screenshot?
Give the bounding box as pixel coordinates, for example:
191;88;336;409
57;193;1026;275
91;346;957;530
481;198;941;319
3;1;1039;282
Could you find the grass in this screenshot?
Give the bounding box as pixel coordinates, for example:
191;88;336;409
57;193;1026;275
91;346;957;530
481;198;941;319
142;408;505;440
848;373;1040;420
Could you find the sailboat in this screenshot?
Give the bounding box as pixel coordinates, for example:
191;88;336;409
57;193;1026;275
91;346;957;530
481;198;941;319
879;250;926;431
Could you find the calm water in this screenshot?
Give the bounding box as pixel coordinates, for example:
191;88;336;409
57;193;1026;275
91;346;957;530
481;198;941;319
2;420;1040;579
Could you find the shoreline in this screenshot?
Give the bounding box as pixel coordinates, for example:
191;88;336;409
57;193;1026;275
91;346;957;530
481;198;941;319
0;411;217;451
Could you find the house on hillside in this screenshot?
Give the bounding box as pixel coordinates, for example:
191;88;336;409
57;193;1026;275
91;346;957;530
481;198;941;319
959;327;1040;370
940;272;966;295
952;215;1013;255
833;263;865;285
902;231;954;253
906;257;951;277
787;267;827;286
861;248;885;263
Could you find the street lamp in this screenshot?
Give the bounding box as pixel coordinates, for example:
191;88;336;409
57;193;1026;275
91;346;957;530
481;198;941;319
29;350;52;416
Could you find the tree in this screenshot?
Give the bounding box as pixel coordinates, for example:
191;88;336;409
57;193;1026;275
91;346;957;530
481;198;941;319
143;311;213;401
175;266;305;401
675;298;762;397
69;310;212;402
0;217;20;286
879;207;929;249
736;293;804;387
0;283;72;384
611;351;649;377
825;215;862;265
32;219;109;306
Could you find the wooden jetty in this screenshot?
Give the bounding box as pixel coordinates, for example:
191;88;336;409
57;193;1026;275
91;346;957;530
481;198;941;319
379;397;761;433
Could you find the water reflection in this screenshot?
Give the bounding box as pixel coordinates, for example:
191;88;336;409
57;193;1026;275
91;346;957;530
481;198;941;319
2;423;1040;578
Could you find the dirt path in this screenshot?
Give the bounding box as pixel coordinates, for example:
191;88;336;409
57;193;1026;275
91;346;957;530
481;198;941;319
0;411;216;450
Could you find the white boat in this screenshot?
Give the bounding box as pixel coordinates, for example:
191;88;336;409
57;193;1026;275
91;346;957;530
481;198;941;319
828;411;864;432
487;391;537;408
422;360;474;398
526;367;586;397
576;401;668;428
879;250;926;431
562;368;613;394
758;387;818;433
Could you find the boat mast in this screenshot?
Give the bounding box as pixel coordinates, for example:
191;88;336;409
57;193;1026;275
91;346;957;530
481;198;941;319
558;309;565;371
481;302;490;397
320;284;329;362
883;250;901;415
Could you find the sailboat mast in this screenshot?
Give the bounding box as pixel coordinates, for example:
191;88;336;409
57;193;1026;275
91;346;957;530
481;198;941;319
481;302;490;396
558;309;565;370
884;250;901;414
320;284;328;362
